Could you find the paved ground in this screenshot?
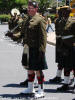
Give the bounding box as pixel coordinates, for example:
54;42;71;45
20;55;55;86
0;25;75;100
47;32;56;46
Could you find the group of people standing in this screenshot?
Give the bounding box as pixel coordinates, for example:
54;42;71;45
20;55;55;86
5;0;75;98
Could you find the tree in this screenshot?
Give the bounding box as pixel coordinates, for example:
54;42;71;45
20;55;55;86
36;0;65;14
15;0;28;6
0;0;66;14
66;0;70;5
36;0;50;14
0;0;28;14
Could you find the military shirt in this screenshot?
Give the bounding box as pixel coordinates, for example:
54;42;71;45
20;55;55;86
20;13;47;52
62;16;75;46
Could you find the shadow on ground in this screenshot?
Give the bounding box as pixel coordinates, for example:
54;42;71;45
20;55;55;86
3;83;27;88
44;89;73;93
3;81;63;89
0;93;35;100
44;80;64;85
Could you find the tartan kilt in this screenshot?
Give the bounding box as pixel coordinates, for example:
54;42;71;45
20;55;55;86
22;47;48;70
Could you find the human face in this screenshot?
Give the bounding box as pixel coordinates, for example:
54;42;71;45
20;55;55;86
62;10;70;18
27;5;37;16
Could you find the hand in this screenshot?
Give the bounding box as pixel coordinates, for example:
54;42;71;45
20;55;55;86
5;31;13;37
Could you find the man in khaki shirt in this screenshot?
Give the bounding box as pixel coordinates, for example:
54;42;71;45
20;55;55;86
12;1;48;98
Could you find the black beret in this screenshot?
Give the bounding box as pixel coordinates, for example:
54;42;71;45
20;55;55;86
28;1;38;8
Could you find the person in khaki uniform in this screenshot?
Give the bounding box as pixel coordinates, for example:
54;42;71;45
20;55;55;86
49;7;64;83
6;8;29;86
8;8;21;30
5;8;23;42
55;6;75;92
12;1;48;97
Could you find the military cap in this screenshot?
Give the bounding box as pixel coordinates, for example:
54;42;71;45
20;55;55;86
11;8;20;16
28;0;38;8
56;5;63;10
56;7;60;10
60;6;72;10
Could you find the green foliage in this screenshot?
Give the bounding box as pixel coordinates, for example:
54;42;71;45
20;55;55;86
15;0;28;5
36;0;65;14
37;0;50;14
0;0;28;13
48;14;56;22
0;14;11;22
0;0;66;14
0;14;10;19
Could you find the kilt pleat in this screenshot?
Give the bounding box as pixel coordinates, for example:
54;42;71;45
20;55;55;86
22;47;48;70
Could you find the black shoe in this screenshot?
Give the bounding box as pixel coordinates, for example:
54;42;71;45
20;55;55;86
49;76;62;83
20;79;28;87
69;78;74;85
57;84;70;91
72;85;75;93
